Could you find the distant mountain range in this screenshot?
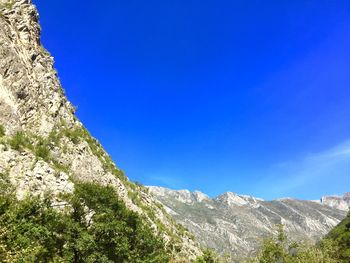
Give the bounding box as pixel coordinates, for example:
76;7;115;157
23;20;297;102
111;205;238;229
148;186;349;259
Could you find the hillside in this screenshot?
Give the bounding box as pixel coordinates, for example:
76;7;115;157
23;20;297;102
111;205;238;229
0;0;201;261
148;186;348;260
327;211;350;262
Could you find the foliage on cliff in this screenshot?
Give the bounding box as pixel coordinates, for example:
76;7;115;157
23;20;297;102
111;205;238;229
247;225;341;263
326;211;350;262
0;175;170;262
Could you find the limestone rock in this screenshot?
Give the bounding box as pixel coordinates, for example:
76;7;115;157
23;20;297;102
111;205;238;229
320;192;350;211
148;186;348;260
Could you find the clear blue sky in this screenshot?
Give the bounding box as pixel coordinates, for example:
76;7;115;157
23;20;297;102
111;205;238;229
34;0;350;200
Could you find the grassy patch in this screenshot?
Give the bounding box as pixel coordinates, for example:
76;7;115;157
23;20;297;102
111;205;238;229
0;2;14;10
60;125;129;183
0;125;5;137
6;131;70;175
8;132;31;151
62;128;84;145
34;138;51;162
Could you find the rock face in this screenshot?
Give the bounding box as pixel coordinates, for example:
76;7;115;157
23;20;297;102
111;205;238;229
0;1;201;261
148;186;348;260
320;192;350;211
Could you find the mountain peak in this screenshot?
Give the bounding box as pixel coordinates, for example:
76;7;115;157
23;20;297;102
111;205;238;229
343;192;350;198
147;186;209;203
193;190;209;202
320;192;350;211
215;191;264;207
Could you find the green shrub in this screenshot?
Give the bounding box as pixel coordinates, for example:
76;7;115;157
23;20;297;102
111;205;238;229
247;225;340;263
35;143;51;161
0;125;5;137
8;132;30;151
327;211;350;262
195;249;221;263
0;181;170;262
48;129;61;146
0;2;15;10
8;133;52;161
63;128;85;145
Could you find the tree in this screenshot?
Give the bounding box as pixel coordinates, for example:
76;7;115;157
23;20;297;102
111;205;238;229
0;177;170;262
327;211;350;262
195;249;220;263
248;224;340;263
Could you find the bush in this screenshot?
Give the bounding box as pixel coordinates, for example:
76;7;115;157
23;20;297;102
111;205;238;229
63;128;84;145
0;2;15;10
7;132;52;162
8;132;30;151
0;181;170;262
248;225;340;263
0;125;5;137
34;139;51;161
327;211;350;262
195;249;220;263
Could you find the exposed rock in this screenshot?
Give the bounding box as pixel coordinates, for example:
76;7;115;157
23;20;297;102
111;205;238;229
148;186;348;260
320;192;350;211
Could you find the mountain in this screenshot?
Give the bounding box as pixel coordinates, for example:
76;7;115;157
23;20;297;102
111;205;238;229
148;186;348;260
319;192;350;211
0;1;201;261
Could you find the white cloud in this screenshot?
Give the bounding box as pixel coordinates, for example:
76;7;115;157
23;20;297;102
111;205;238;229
264;140;350;197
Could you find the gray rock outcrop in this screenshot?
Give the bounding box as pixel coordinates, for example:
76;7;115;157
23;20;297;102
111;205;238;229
320;192;350;211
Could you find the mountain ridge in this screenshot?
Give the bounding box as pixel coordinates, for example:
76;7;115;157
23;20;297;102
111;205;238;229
148;186;348;259
319;192;350;211
149;185;350;207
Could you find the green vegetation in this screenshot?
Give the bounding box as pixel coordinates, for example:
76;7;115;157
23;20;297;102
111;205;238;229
326;211;350;262
0;123;201;261
62;127;84;145
0;125;5;137
247;225;340;263
246;215;350;263
59;124;183;240
34;138;51;162
8;131;31;151
195;249;220;263
53;122;128;183
3;123;140;192
6;131;67;172
0;176;170;262
0;2;14;10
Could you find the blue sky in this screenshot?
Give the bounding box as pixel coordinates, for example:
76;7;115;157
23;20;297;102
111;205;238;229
34;0;350;200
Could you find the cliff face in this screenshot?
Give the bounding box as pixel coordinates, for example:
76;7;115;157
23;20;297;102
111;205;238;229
148;186;348;260
0;1;201;260
0;0;75;136
320;193;350;211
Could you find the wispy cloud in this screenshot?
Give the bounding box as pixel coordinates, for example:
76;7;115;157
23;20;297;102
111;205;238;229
262;140;350;198
147;174;185;189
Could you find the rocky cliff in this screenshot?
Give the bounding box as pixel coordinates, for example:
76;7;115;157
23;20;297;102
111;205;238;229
148;186;348;260
0;1;201;261
320;192;350;211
